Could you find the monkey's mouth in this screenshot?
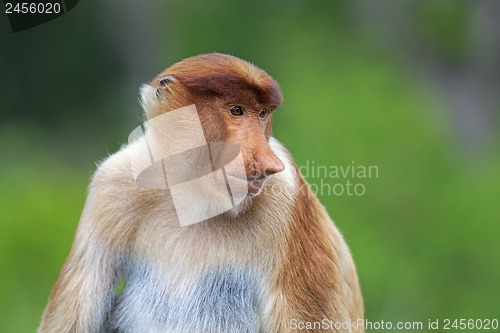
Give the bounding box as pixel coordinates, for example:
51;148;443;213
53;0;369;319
226;173;267;196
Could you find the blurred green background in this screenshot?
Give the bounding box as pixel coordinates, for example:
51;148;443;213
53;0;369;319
1;0;499;332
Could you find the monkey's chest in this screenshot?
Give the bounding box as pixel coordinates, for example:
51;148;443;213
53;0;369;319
108;264;264;333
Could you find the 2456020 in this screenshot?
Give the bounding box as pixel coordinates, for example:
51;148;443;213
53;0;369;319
443;318;498;330
5;2;61;14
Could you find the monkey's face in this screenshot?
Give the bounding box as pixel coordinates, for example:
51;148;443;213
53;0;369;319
150;53;285;198
198;98;284;196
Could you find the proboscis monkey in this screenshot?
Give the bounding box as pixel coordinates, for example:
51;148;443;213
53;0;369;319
39;53;364;333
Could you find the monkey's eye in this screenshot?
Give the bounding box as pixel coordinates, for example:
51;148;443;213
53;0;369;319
259;109;269;119
229;105;245;117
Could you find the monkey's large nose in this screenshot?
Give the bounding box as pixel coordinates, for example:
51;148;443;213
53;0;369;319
255;151;285;176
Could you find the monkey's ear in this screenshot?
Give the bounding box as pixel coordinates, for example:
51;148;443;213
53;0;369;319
140;75;185;119
156;75;177;98
159;75;175;86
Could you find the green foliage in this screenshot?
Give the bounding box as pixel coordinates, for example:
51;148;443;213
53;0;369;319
413;0;473;63
0;140;88;332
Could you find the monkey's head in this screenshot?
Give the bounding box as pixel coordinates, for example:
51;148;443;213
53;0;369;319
140;53;285;199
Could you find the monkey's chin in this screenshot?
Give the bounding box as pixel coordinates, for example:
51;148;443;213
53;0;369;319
212;174;265;219
247;180;265;197
226;174;267;197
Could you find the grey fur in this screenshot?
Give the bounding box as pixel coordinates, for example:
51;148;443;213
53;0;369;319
107;261;261;333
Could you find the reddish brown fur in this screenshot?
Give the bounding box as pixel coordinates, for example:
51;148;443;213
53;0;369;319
153;53;282;109
260;162;364;332
152;53;284;180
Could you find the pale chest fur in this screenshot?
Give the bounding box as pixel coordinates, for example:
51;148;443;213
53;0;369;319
104;140;297;332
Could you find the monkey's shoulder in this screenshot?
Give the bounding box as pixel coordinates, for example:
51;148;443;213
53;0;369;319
82;145;173;228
